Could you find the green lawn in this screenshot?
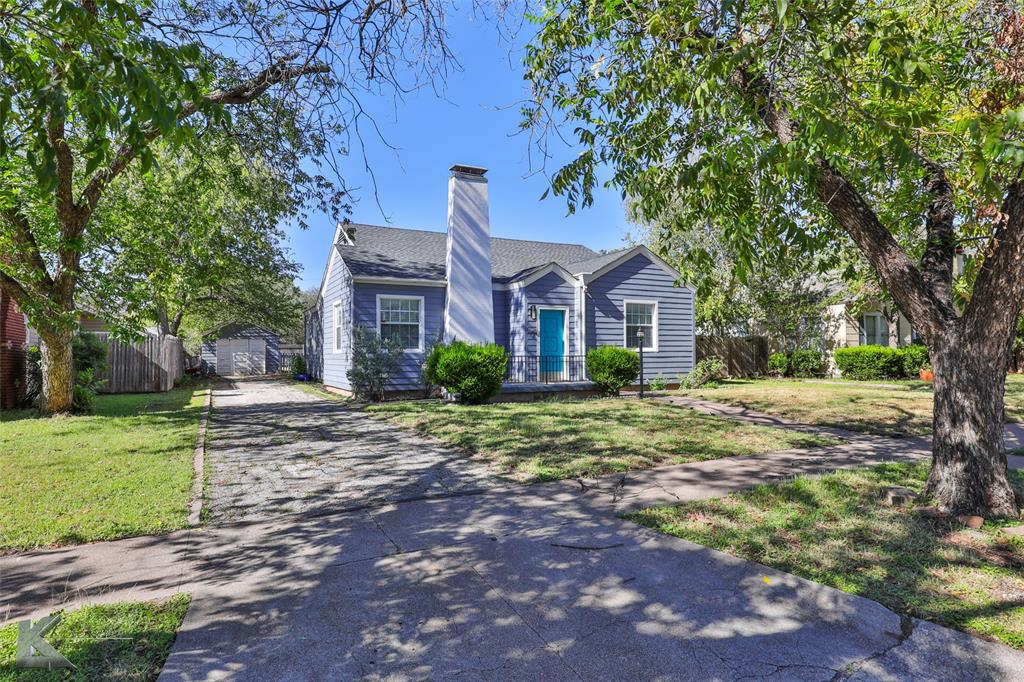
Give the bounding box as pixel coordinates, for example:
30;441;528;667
290;380;350;402
628;463;1024;649
366;398;840;482
675;375;1024;436
0;387;206;552
0;594;190;681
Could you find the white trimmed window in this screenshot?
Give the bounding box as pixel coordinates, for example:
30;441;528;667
378;295;423;352
624;300;657;350
860;312;888;346
333;302;342;352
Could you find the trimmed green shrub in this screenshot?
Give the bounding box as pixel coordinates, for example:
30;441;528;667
347;325;403;401
586;346;640;395
834;345;904;380
789;349;825;378
768;353;789;377
682;356;727;389
424;341;508;404
900;344;930;376
290;355;307;377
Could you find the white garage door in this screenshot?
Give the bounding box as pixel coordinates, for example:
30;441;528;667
216;338;266;376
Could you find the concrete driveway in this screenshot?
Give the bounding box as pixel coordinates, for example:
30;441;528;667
3;379;1021;679
205;380;501;522
153;380;1024;680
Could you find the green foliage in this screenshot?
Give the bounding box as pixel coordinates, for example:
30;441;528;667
682;356;727;389
419;333;444;397
525;1;1020;306
768;353;790;377
424;341;508;404
290;355;307;377
347;326;403;401
90;141;304;340
586;346;639;395
649;374;668;391
789;349;826;378
71;334;108;412
835;346;905;380
902;344;931;375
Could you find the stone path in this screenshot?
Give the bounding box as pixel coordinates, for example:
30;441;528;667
206;380;501;522
3;380;1024;680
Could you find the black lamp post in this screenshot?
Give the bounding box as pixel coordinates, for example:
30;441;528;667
637;330;645;399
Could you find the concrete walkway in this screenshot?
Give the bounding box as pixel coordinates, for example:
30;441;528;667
3;381;1023;679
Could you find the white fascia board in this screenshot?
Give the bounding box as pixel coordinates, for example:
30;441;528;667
582;245;690;291
495;262;577;291
353;276;447;288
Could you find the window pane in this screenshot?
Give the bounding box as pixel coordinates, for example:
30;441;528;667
379;298;420;349
625;302;654;349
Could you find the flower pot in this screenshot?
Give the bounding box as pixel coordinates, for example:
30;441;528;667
919;369;934;381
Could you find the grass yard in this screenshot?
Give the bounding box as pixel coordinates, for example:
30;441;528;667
366;398;840;481
676;376;1024;436
628;463;1024;649
0;387;206;552
290;380;350;402
0;594;190;681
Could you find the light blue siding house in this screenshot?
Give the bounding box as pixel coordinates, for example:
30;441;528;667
304;165;695;396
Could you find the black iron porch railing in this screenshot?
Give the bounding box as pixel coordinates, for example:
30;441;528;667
505;355;588;384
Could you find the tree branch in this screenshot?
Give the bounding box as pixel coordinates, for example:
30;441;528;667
732;66;955;343
918;158;955;307
77;55;330;217
963;180;1024;357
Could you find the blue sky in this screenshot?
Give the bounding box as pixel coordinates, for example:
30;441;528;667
286;7;631;290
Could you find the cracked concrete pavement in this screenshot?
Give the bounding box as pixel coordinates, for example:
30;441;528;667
204;380;503;522
3;379;1023;680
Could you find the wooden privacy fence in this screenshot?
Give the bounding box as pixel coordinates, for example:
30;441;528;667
91;332;184;393
697;335;769;378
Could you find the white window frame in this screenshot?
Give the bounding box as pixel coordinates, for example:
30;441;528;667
332;301;342;353
623;299;659;352
376;294;425;353
860;312;887;346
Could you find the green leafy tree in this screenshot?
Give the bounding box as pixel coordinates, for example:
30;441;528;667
526;1;1024;516
0;0;456;414
87;141;302;344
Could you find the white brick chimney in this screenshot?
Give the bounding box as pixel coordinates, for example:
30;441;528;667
444;164;494;344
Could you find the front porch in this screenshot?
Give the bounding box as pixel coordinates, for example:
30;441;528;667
499;354;599;401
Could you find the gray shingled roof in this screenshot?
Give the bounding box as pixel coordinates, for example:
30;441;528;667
337;224;610;282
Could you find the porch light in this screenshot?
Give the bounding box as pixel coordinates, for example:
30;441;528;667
528;305;537;321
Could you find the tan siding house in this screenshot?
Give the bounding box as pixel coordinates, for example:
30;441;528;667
825;301;916;374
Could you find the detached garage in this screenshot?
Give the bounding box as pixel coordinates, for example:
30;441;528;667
200;323;280;376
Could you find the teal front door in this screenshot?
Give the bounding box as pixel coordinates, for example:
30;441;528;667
538;309;565;379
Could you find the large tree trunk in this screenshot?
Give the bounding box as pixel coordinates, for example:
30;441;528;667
926;332;1019;517
39;326;75;414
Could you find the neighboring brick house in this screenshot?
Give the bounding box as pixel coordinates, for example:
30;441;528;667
0;289;27;409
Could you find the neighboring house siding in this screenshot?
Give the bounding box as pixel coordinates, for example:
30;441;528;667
586;253;695;379
520;272;577;357
492;289;511;350
304;300;324;380
201;324;280;375
322;259;354;391
351;282;445;390
0;291;27;409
